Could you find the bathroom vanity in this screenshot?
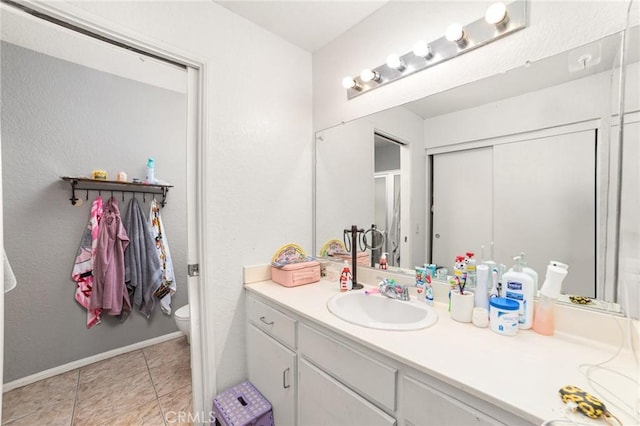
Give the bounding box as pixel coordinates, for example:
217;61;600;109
244;266;638;426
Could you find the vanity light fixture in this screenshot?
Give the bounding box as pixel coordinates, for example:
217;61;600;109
360;68;382;83
445;23;466;44
342;0;528;99
386;53;406;71
341;76;362;91
412;40;434;59
485;2;509;26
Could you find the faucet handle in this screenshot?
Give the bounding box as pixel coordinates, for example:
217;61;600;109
401;286;410;301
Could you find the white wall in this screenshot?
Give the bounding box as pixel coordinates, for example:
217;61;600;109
313;0;640;131
51;0;313;393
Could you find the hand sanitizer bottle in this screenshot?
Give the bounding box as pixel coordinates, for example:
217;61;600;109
532;262;568;335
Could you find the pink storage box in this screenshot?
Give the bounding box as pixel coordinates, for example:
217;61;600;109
271;261;321;287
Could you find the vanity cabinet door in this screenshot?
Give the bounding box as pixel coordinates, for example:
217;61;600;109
299;359;396;426
247;324;296;426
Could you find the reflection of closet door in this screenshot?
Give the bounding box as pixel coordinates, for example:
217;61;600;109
431;147;493;270
619;120;639;317
493;130;596;296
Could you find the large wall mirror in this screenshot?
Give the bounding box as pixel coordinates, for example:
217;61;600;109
314;25;639;319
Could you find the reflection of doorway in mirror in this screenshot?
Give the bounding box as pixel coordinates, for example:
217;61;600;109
374;134;402;267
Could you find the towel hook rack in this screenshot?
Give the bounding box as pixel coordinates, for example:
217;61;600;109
61;177;173;208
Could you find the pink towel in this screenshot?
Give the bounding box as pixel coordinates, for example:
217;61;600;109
90;197;131;316
71;196;103;328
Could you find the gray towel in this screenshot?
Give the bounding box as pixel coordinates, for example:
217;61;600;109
123;198;163;318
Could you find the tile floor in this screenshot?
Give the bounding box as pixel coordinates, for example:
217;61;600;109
2;336;192;426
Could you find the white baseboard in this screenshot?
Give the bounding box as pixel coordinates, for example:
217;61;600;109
3;331;184;392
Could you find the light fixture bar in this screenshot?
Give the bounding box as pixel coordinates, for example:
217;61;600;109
344;0;528;99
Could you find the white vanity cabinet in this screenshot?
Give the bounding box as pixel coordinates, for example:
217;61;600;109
245;291;535;426
246;295;297;426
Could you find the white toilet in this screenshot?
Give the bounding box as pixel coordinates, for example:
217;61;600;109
174;304;191;344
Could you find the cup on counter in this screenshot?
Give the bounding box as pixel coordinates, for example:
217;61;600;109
450;290;475;323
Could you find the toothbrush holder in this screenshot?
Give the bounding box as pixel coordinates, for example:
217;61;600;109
450;290;475;323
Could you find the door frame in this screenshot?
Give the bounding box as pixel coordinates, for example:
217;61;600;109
0;0;214;422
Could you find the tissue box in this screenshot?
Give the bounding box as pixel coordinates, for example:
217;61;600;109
271;261;321;287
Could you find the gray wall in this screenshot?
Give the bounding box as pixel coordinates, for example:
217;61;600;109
1;42;188;382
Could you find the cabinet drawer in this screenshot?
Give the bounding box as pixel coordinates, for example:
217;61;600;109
402;376;503;426
299;323;397;411
247;295;296;348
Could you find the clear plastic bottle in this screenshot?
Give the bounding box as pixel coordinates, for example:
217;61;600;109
145;158;156;184
532;262;569;336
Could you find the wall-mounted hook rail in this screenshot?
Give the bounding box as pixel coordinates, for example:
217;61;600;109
61;177;173;207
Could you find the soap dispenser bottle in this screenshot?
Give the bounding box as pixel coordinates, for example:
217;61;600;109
502;256;535;329
532;261;568;336
509;252;539;291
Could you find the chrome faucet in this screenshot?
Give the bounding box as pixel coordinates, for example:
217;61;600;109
379;279;410;301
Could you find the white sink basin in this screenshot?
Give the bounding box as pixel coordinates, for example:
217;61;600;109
327;291;438;331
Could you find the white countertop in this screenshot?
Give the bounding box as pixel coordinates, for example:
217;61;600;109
245;278;640;426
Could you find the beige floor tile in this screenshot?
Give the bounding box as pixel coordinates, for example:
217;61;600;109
73;399;165;426
74;368;157;423
79;350;148;385
143;337;190;369
149;360;191;398
159;384;194;425
1;369;78;423
2;396;74;426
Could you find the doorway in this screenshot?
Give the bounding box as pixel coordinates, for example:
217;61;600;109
373;133;403;267
0;2;208;421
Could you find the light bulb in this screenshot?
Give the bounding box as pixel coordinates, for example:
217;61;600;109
412;40;433;59
360;68;381;83
445;23;465;43
485;2;508;25
386;53;405;71
342;77;359;90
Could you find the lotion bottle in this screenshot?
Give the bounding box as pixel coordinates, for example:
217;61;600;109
509;253;539;291
532;262;568;335
502;257;535;329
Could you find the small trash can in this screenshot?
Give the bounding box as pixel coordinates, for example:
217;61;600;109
212;381;274;426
